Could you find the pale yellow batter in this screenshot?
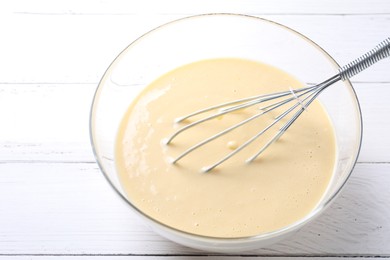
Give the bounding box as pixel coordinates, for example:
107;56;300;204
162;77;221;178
115;58;336;238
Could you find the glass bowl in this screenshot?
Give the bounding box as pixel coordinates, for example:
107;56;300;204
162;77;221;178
90;14;362;252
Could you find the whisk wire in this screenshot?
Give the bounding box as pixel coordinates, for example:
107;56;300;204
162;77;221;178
170;87;320;165
246;80;333;163
202;85;326;172
166;38;390;171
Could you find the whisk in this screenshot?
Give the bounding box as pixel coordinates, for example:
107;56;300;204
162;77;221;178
165;38;390;172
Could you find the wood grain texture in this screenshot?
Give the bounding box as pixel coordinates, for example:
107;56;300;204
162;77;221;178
1;257;388;260
1;14;389;84
9;0;390;15
0;162;389;256
1;83;389;162
1;0;389;258
0;257;388;260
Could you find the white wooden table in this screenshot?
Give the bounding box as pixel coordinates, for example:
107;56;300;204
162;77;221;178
1;1;390;259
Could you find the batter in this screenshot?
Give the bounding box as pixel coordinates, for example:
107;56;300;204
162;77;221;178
115;58;336;238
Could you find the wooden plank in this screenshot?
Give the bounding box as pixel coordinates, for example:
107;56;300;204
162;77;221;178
0;162;389;255
0;82;389;162
9;0;390;15
0;84;95;143
354;83;390;162
0;14;389;84
1;0;389;259
0;257;387;260
0;142;94;162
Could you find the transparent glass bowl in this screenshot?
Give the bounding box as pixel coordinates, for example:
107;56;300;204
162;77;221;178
90;14;362;252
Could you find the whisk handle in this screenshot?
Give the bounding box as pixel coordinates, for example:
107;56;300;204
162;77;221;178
338;38;390;80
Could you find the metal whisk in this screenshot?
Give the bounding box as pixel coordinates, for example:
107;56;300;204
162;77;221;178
165;38;390;172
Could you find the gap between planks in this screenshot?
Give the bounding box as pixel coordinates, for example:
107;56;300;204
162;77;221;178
0;254;389;258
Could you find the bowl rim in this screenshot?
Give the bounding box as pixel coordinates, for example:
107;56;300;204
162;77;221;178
89;13;363;243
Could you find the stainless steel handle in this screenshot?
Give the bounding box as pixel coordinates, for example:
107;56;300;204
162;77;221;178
339;38;390;80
